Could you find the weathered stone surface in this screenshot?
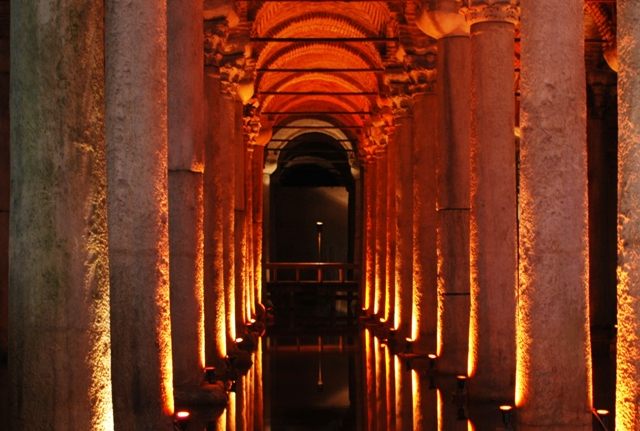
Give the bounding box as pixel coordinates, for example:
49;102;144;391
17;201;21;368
468;19;517;401
374;153;388;317
413;92;438;353
438;291;470;376
168;0;204;171
105;0;173;425
10;0;111;427
436;36;471;211
617;1;640;430
169;171;205;389
517;0;591;429
437;210;470;295
394;114;413;339
203;69;227;367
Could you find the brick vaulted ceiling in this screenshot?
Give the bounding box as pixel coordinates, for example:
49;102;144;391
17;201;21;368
208;0;616;153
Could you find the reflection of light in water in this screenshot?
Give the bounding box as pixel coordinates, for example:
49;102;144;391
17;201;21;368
437;389;442;431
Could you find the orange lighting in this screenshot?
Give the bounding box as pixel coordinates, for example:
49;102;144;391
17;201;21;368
596;409;609;415
175;411;190;419
437;389;442;431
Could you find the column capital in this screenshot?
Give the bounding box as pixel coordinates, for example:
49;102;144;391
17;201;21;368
243;101;261;146
462;0;520;26
416;0;470;39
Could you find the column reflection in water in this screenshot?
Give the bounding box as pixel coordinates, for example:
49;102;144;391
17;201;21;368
375;337;387;430
365;329;376;431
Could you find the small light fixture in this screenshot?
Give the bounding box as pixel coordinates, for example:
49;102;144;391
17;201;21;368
596;409;609;428
405;338;413;354
456;375;467;392
428;377;436;390
500;405;513;427
204;366;216;384
173;411;190;431
428;353;437;369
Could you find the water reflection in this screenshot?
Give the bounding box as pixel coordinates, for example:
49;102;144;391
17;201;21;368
188;330;521;431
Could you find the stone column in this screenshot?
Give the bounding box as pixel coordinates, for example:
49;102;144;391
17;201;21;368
412;77;438;354
105;0;174;425
464;0;518;401
386;128;397;326
9;0;112;427
219;72;237;345
374;146;389;318
417;0;471;375
390;92;414;340
167;0;205;392
517;0;590;429
204;68;227;367
0;1;7;405
617;1;640;429
359;147;377;314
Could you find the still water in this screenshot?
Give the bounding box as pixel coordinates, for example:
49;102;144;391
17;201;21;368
177;329;615;431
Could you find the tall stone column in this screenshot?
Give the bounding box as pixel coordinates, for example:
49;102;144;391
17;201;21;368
374;146;389;318
464;0;518;401
105;0;174;425
417;0;471;375
386;127;397;326
517;1;590;429
219;70;238;345
617;1;640;429
391;92;414;340
204;67;227;367
167;0;205;392
359;147;377;314
9;0;112;427
412;75;438;354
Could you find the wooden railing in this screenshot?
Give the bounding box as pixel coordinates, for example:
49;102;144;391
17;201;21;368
264;262;360;337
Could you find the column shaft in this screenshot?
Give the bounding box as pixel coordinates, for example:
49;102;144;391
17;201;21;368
167;0;204;391
105;0;173;423
386;141;396;325
204;69;227;366
375;152;388;317
436;35;471;375
364;161;377;313
9;0;111;427
617;1;640;429
468;17;517;399
168;172;204;388
394;115;414;338
220;92;237;344
413;92;438;352
517;0;590;429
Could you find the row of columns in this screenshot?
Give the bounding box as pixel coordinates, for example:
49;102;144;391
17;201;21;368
9;0;266;427
361;0;640;430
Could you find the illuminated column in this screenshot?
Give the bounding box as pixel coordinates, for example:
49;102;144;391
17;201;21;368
219;69;238;346
389;89;414;431
417;0;471;375
390;91;414;340
386;125;397;326
9;0;112;428
412;72;438;353
464;0;518;401
617;1;640;429
105;0;174;425
203;68;228;369
359;142;378;315
373;136;389;319
168;0;205;392
517;0;590;429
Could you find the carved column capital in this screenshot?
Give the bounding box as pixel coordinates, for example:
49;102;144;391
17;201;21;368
243;101;261;146
462;0;520;25
416;0;470;39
